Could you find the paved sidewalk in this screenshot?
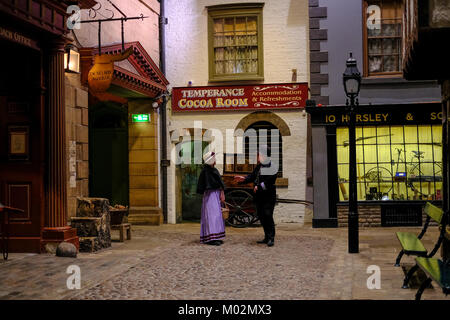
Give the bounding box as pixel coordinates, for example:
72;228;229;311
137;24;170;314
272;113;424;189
0;223;446;300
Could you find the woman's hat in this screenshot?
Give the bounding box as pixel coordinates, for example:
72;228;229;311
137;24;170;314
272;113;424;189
203;151;216;165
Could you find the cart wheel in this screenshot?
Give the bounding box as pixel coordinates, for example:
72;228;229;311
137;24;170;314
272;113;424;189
225;190;257;228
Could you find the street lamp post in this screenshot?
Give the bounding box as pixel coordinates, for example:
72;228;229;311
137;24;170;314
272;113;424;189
343;52;361;254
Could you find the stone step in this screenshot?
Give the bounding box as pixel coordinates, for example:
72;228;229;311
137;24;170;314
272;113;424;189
70;217;102;237
128;207;163;225
78;236;98;253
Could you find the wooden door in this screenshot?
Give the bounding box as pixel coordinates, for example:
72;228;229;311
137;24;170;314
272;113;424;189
0;41;44;252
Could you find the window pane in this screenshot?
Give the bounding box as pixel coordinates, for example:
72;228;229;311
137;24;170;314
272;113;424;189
378;144;391;162
404;126;418;143
432;125;442;144
369;56;382;73
336;127;349;145
337;124;442;202
215;48;224;60
247;16;257;30
382;38;395;54
433;146;442;163
381;21;399;36
377;126;391;143
420;145;434;163
368;39;382;54
418;125;432;143
390;126;403;143
235;17;246;31
364;144;377;163
337;146;348;164
363;127;377;142
214;18;224;33
382;55;397;72
213;19;225;47
356;145;364;163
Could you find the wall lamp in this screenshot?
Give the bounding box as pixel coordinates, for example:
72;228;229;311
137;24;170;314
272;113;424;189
64;44;80;73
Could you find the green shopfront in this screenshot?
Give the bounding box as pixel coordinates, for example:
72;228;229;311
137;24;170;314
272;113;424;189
307;102;444;228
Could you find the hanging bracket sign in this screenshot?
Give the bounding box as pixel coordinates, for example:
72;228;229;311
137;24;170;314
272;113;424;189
88;46;133;92
80;8;148;92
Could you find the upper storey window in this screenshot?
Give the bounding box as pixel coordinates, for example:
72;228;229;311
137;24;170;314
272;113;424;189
364;0;403;77
207;3;264;82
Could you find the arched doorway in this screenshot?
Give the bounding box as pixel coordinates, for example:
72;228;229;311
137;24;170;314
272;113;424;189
245;121;284;176
89;101;129;206
233;111;291;178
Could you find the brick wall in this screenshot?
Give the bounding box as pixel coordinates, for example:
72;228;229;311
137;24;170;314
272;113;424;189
128;100;159;207
65;73;90;219
337;205;382;227
337;204;437;227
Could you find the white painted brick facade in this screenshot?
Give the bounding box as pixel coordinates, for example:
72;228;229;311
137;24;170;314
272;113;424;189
165;0;310;224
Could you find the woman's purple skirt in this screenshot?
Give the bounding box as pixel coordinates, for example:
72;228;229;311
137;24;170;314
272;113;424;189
200;189;225;243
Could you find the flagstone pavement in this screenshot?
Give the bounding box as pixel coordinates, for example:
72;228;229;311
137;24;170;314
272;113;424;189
0;222;447;300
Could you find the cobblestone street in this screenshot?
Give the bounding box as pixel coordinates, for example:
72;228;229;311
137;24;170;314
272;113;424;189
0;223;446;300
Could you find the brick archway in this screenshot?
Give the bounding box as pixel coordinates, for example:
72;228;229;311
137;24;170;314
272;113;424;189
235;111;291;136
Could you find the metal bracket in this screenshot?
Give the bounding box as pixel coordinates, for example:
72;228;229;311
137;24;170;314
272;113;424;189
80;15;148;54
161;159;171;167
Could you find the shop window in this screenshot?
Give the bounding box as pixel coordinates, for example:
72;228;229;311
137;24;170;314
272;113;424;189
363;0;403;76
207;4;264;82
224;121;282;177
336;125;443;202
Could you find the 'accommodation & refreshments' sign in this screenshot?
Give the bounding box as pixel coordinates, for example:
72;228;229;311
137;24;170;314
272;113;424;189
172;83;309;112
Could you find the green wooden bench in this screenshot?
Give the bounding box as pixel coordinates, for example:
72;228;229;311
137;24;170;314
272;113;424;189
414;257;450;300
394;202;446;289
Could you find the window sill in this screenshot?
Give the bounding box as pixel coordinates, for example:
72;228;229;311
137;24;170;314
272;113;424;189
209;75;265;83
361;77;439;86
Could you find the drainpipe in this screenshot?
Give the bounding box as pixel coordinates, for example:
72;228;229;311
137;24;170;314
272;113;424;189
159;0;168;223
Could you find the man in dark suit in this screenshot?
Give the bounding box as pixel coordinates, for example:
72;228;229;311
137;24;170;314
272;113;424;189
234;145;278;247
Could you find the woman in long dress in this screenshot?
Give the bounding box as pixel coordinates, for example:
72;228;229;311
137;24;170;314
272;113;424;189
196;151;226;246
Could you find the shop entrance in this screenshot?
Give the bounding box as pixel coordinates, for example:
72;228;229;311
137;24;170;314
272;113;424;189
0;41;43;251
89;101;129;206
178;141;208;221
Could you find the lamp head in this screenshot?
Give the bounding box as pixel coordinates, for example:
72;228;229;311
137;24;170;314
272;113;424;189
64;44;80;73
343;52;361;98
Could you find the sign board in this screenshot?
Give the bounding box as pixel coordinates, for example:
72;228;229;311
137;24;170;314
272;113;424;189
88;47;133;93
0;26;40;50
172;83;309;112
307;103;443;126
132;114;150;123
